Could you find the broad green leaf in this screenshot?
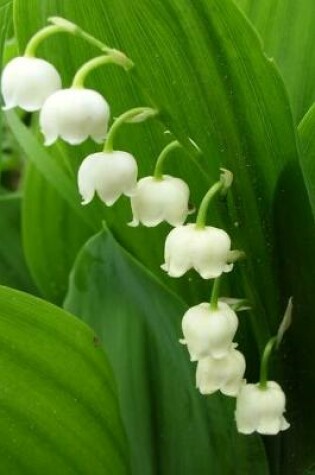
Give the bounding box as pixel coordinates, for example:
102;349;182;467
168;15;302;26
0;194;36;292
236;0;315;122
5;110;99;231
273;160;315;475
22;162;94;303
298;103;315;218
64;228;269;475
0;0;11;7
0;285;130;474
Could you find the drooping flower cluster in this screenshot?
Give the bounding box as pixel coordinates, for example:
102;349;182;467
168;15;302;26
1;16;290;436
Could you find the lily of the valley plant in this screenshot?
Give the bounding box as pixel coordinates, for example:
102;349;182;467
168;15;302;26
1;4;306;474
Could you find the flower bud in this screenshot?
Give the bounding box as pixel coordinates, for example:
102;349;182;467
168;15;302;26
161;224;233;279
196;347;246;396
181;301;238;361
1;57;61;112
235;381;290;435
129;175;190;227
40;88;109;145
77;151;137;206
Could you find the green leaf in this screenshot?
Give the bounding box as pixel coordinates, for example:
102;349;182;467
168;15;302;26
5;110;98;231
236;0;315;122
5;112;104;303
298;103;315;219
64;228;269;475
273;159;315;475
0;194;36;292
22;161;94;303
0;285;130;474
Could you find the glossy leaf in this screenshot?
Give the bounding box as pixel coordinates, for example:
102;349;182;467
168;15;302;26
64;228;269;475
0;285;130;474
22;161;94;303
236;0;315;122
5;112;102;303
273;159;315;475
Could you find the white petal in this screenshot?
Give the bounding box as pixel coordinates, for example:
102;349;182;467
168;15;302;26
196;347;245;396
257;417;284;435
130;175;190;228
181;302;238;361
235;384;260;434
1;57;61;112
162;225;193;277
40;88;110;145
235;381;289;435
191;227;232;279
77;151;137;206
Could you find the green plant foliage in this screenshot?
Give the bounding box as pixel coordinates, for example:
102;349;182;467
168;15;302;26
64;228;269;475
236;0;315;122
5;112;103;303
13;0;299;334
0;285;130;474
9;0;315;473
298;103;315;218
22;162;94;303
0;194;36;292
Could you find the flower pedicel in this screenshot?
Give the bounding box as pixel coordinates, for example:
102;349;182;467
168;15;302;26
162;169;234;279
129;141;191;227
40;53;133;146
77;107;157;206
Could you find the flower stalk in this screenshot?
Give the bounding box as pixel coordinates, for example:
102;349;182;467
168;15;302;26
71;53;133;88
210;277;221;310
259;336;277;390
104;107;158;152
153;140;181;179
195;169;233;229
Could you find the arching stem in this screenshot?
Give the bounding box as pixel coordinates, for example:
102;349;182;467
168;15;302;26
104;107;158;152
195;169;233;229
153;140;181;179
259;336;277;389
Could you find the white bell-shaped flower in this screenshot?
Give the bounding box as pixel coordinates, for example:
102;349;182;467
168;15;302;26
129;175;190;227
39;88;110;145
181;301;238;361
162;223;233;279
78;151;137;206
1;57;61;112
235;381;290;435
196;346;246;396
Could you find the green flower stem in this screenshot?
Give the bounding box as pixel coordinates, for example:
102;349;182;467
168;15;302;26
72;53;133;88
195;169;233;229
153;140;181;179
24;25;67;57
104;107;158;153
210;277;221;310
259;336;278;390
195;181;223;229
24;17;134;72
49;16;112;53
